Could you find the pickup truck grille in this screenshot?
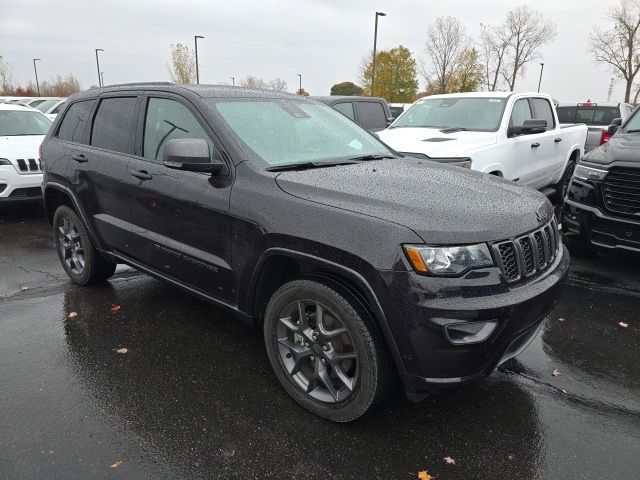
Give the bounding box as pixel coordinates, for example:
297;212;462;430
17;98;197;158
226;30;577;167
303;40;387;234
602;167;640;215
492;219;560;283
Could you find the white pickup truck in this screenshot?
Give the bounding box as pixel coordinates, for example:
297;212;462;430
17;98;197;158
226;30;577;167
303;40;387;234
378;92;588;199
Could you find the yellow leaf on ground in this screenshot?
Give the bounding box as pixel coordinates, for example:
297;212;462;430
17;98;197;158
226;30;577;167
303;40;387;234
68;312;78;318
110;460;123;468
418;471;434;480
444;456;456;465
116;347;128;354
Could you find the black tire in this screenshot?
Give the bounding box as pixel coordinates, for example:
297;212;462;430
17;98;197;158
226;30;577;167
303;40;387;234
53;205;116;285
263;279;393;422
553;160;576;204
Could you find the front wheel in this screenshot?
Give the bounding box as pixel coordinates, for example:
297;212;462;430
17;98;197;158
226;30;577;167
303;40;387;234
53;205;116;285
553;160;576;204
263;279;393;422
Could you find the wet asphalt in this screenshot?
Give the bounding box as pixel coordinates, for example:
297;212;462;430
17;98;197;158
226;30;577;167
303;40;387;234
1;204;639;480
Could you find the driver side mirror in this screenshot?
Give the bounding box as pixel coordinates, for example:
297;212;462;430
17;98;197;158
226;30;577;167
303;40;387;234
163;138;225;174
508;119;547;137
607;117;622;135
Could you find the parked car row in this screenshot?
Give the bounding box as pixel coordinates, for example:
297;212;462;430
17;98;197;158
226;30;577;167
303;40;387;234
0;96;67;121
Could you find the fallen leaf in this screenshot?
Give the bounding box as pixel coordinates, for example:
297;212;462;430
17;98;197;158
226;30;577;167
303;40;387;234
558;317;565;322
417;471;434;480
110;305;121;313
552;369;561;377
561;389;568;394
21;286;28;291
68;312;78;318
115;347;128;354
110;460;123;468
619;322;629;328
444;456;456;465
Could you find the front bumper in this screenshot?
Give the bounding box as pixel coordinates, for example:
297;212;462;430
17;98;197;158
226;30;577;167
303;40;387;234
0;166;43;203
378;244;569;397
563;199;640;253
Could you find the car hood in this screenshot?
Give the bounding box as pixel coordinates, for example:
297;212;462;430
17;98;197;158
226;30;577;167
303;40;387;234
378;127;498;158
0;135;46;158
275;158;553;244
583;133;640;165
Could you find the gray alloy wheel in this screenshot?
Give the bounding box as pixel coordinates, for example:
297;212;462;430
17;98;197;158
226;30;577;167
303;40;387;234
57;215;85;275
276;299;359;403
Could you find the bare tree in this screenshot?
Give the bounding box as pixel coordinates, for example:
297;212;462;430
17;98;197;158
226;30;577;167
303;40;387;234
0;55;13;95
500;6;557;90
267;78;288;92
423;16;467;94
26;74;81;96
168;43;196;84
240;75;288;92
479;23;510;91
590;0;640;102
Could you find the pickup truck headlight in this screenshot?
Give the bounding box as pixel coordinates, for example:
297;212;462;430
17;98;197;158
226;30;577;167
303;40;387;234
404;244;494;275
0;158;12;165
574;164;608;181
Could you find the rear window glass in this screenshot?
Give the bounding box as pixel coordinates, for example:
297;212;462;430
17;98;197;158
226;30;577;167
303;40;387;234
58;101;93;143
90;97;138;154
557;106;620;126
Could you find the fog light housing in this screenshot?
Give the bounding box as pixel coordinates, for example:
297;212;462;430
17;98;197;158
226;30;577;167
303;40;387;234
443;320;498;345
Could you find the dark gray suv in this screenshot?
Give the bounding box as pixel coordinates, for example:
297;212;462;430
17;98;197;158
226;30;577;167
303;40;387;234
41;83;568;421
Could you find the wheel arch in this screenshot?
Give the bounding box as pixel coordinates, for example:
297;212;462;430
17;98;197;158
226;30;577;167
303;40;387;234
247;248;407;375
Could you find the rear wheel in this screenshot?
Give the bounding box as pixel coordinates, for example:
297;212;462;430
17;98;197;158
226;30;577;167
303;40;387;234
53;205;116;285
263;279;392;422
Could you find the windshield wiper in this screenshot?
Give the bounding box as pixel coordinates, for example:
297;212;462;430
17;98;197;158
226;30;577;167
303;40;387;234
439;127;469;133
265;161;358;172
625;129;640;133
347;154;397;161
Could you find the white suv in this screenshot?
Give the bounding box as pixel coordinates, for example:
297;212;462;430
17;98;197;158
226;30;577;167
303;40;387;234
0;103;52;203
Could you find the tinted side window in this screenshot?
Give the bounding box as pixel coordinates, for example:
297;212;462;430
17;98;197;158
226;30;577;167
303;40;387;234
90;97;138;154
357;102;387;129
333;102;355;121
531;98;555;128
143;97;215;162
556;106;576;123
57;100;93;143
510;99;533;127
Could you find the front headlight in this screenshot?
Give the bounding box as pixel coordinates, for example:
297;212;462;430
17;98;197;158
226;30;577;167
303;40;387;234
0;158;11;165
574;164;608;181
404;243;494;275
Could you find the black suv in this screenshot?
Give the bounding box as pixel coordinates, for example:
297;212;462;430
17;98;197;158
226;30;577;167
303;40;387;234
563;109;640;254
42;83;568;421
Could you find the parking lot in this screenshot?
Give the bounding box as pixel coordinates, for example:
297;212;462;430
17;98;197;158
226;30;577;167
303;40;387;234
0;203;638;479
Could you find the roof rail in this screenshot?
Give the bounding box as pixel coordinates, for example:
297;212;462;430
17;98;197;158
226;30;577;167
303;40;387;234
100;82;174;87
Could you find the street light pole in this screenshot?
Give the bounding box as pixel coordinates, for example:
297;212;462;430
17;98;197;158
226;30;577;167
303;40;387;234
95;49;104;87
537;63;544;93
32;58;41;96
101;72;105;87
371;12;386;97
297;74;302;94
230;76;235;86
194;35;204;84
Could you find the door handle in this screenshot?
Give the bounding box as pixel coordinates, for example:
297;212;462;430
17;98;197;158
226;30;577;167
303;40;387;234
131;170;152;180
531;142;540;148
554;137;562;143
72;154;88;163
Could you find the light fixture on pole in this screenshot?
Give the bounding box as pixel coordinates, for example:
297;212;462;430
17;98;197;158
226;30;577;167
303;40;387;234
371;11;386;97
537;63;544;93
95;49;104;87
194;35;204;84
33;58;41;97
297;73;302;95
230;76;235;86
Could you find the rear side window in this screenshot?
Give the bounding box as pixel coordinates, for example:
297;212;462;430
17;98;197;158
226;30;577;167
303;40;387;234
356;102;387;130
510;99;533;127
143;97;215;162
90;97;138;154
531;98;555;128
57;100;93;143
559;106;621;126
332;102;355;121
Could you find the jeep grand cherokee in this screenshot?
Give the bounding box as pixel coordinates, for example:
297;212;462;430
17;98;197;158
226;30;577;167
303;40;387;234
41;83;569;422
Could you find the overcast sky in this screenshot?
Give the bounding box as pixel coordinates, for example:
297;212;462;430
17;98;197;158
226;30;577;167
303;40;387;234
0;0;625;101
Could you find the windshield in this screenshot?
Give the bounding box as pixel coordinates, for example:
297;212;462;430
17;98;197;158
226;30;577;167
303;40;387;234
391;97;507;131
622;109;640;133
35;100;59;112
210;99;392;166
0;110;52;136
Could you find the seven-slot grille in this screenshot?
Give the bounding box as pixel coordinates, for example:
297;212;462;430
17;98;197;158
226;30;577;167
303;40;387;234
492;219;559;283
15;158;42;174
602;167;640;215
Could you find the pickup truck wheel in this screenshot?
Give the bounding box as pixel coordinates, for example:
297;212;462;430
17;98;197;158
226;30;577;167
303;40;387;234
554;161;576;203
263;279;391;422
53;205;116;285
